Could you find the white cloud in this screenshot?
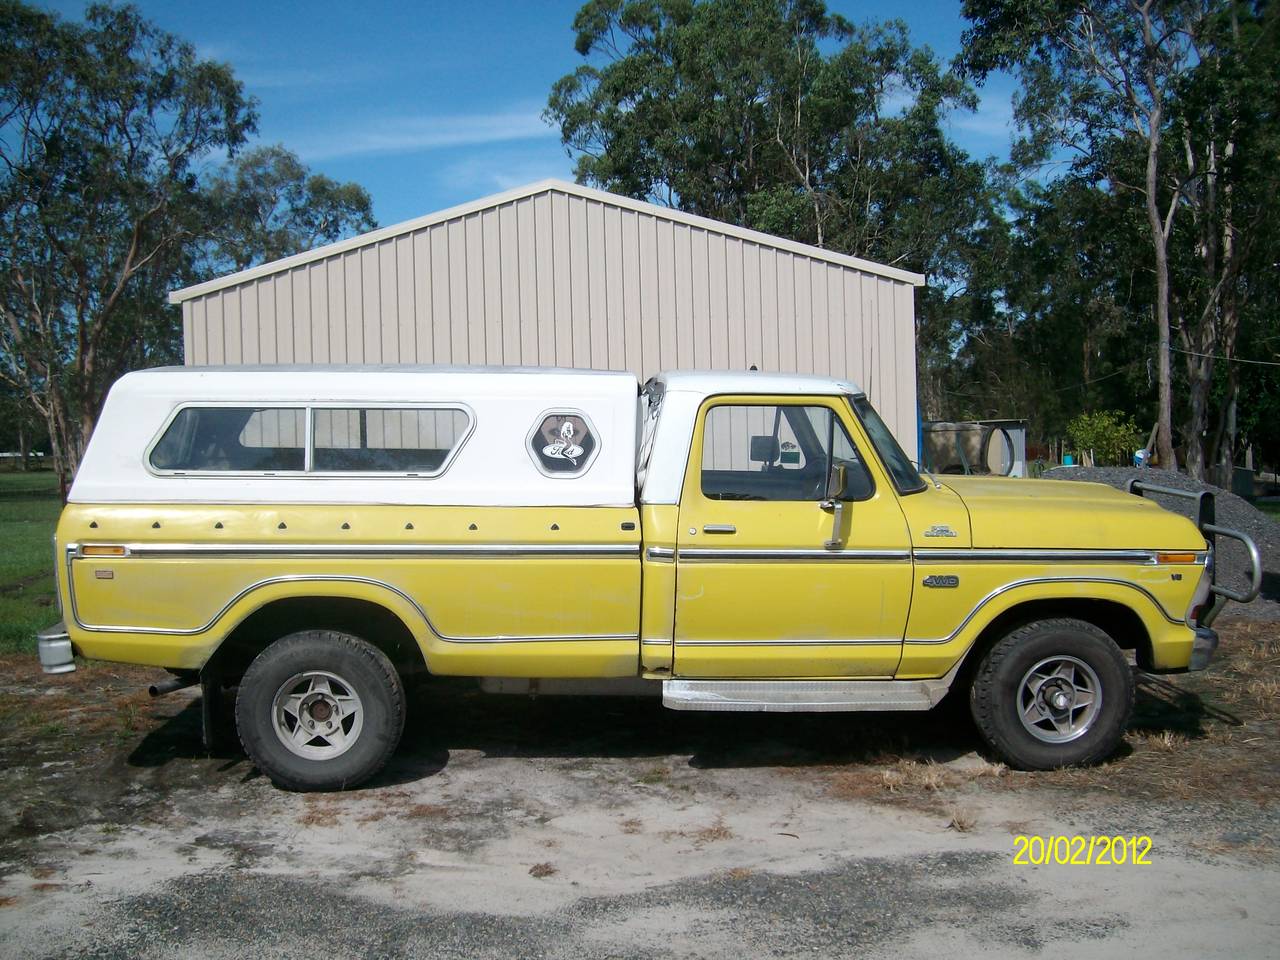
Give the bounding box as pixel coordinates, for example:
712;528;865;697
417;143;571;194
949;97;1016;139
292;107;559;162
237;66;352;91
192;41;393;94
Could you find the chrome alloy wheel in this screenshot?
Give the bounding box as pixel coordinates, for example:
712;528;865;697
271;671;364;760
1017;655;1102;744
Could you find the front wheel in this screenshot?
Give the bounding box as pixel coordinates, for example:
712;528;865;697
236;630;405;791
969;618;1134;770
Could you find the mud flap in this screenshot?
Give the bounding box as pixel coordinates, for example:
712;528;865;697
200;669;232;753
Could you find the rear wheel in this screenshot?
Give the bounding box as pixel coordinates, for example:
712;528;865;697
969;618;1133;770
236;630;405;791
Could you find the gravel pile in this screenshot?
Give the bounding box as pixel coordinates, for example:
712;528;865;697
1044;465;1279;621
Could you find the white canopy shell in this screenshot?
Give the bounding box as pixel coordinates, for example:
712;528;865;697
71;366;641;507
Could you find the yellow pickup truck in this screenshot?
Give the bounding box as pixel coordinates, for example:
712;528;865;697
37;366;1261;790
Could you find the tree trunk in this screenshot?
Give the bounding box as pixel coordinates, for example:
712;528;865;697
1081;327;1092;412
77;407;96;468
1151;236;1176;471
1220;380;1237;489
1184;359;1210;481
1144;116;1176;471
42;388;77;493
17;422;27;472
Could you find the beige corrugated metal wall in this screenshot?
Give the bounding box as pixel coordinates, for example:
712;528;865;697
177;182;920;458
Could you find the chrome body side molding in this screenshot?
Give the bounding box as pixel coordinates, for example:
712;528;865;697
667;546;1198;566
676;548;912;563
77;541;639;560
676;637;900;647
913;548;1205;565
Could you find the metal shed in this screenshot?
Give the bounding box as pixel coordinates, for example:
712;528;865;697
169;179;925;457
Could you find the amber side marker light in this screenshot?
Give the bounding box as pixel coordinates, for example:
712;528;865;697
1156;552;1198;564
81;545;127;557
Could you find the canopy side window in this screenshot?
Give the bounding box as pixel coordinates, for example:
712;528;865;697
312;407;470;475
150;407;305;473
148;404;472;476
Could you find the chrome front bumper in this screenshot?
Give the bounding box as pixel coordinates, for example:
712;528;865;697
37;621;75;674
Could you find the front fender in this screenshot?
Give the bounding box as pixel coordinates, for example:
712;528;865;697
897;576;1193;678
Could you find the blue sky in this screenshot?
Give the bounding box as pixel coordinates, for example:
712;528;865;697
45;0;1018;228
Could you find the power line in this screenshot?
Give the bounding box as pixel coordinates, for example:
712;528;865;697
1050;366;1134;392
1172;346;1280;367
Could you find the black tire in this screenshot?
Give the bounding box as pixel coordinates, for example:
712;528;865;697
235;630;405;791
969;618;1134;770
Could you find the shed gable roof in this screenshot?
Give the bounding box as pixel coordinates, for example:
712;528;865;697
170;178;924;304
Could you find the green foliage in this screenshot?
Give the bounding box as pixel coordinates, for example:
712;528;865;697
206;145;376;272
1066;410;1144;467
547;0;993;276
0;3;376;479
0;1;258;474
958;0;1280;478
548;0;1005;424
944;169;1156;442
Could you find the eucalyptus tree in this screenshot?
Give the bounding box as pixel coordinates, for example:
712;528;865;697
950;174;1154;443
0;2;256;479
206;145;376;273
960;0;1279;479
1167;2;1280;480
547;0;1001;418
0;4;379;483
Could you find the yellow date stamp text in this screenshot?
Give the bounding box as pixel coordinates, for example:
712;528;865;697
1013;835;1153;866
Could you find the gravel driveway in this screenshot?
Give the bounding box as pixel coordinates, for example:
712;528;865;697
2;616;1277;959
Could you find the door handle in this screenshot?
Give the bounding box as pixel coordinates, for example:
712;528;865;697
820;499;844;550
703;524;737;534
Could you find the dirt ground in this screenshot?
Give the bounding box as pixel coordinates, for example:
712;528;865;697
1;618;1277;959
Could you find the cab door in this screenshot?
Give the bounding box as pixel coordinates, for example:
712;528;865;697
673;396;913;678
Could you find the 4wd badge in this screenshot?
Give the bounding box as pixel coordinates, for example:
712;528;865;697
922;574;960;589
923;524;957;538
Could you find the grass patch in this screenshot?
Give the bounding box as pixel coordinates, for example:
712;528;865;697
1257;501;1280;520
0;468;62;655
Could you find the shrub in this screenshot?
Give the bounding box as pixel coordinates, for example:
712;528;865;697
1066;411;1145;466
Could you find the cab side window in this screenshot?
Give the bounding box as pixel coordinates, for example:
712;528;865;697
700;404;873;502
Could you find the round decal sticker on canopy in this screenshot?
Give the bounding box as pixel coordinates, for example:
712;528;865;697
528;410;600;476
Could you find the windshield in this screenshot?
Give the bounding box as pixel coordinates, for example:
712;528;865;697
849;396;926;495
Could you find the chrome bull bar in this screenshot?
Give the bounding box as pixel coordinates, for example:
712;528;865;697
1126;480;1263;626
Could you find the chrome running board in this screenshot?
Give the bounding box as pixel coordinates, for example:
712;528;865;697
662;676;954;713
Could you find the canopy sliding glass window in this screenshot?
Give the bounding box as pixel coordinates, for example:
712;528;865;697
149;405;472;476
